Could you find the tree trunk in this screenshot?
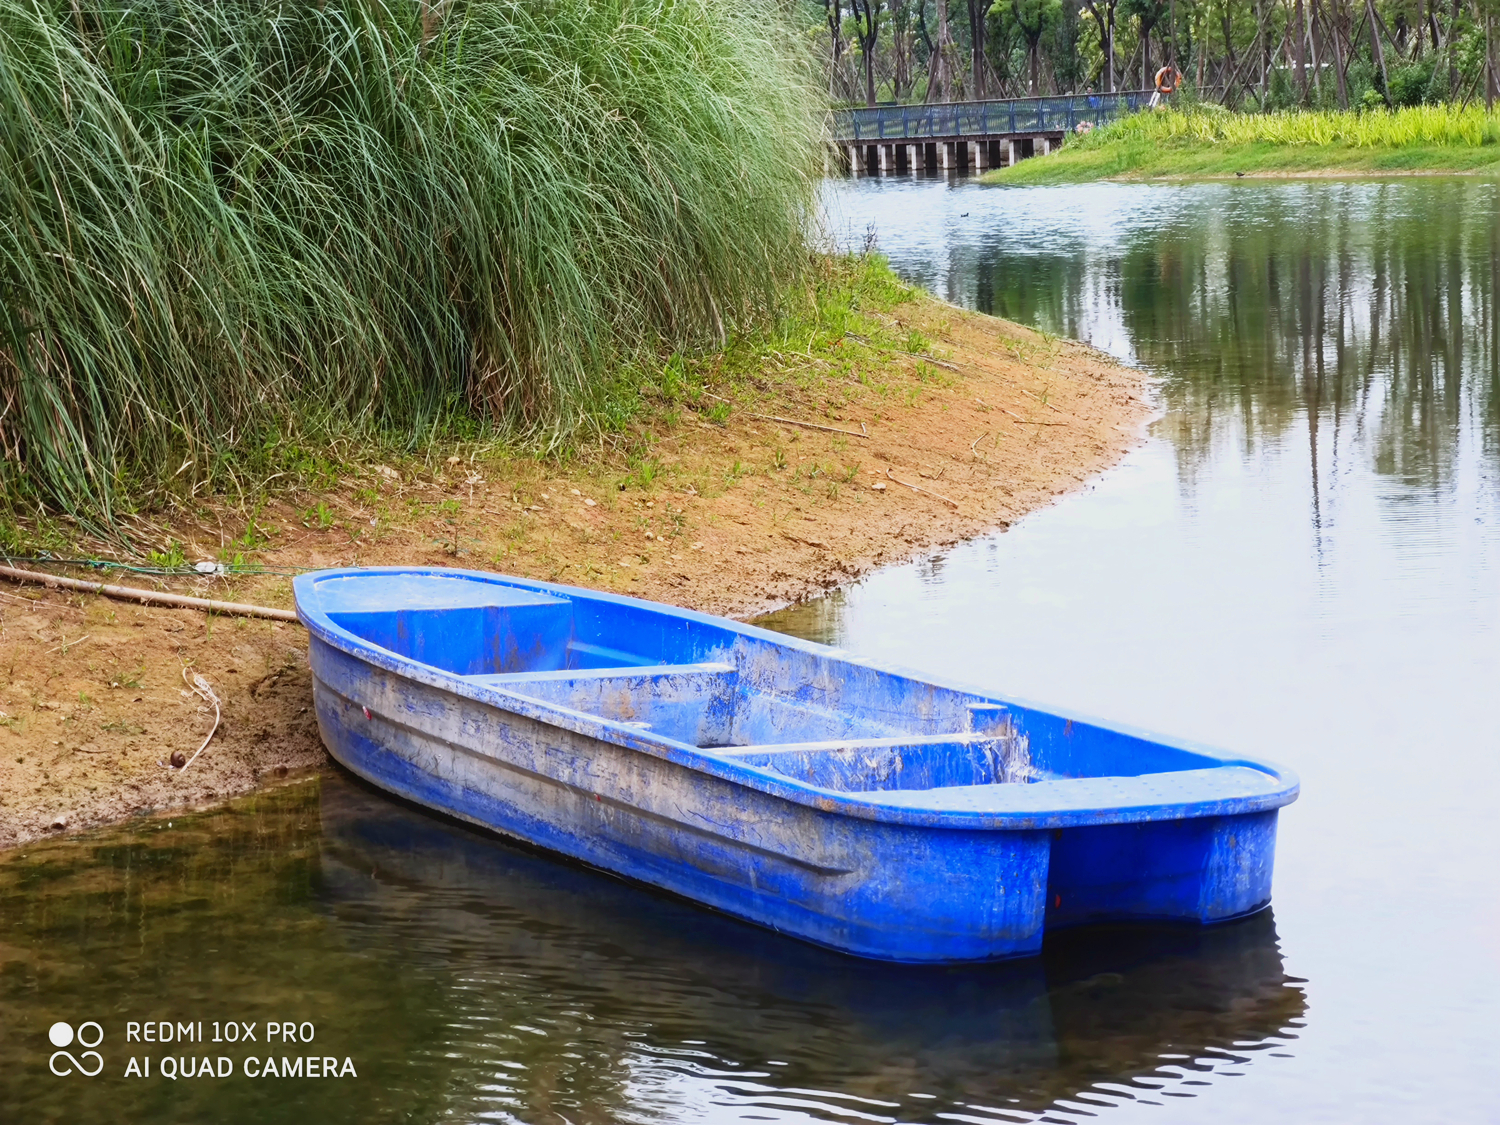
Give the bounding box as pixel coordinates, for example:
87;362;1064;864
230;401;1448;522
1450;0;1461;98
1294;0;1307;100
1488;12;1497;111
1366;0;1388;97
1220;5;1239;103
1169;0;1178;73
1107;3;1116;91
1197;4;1208;91
851;0;882;107
1330;0;1349;108
823;0;847;101
928;0;957;102
967;1;995;100
1307;0;1322;101
1258;0;1271;109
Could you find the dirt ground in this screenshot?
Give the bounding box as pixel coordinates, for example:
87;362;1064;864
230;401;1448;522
0;292;1150;848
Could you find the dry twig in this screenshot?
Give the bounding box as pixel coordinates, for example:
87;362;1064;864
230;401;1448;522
885;469;959;509
745;412;868;439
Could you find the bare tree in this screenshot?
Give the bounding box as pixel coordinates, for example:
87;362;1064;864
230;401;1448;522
851;0;885;106
820;0;853;101
926;0;961;101
967;0;998;97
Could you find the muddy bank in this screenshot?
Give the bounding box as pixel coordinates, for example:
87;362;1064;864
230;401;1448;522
0;291;1150;848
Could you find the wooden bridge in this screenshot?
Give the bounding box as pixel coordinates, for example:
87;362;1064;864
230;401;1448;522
830;92;1150;174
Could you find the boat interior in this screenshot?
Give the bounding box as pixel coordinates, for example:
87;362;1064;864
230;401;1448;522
314;571;1229;794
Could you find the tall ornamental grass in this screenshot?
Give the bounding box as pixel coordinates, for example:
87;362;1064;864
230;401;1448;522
1076;104;1500;150
0;0;822;523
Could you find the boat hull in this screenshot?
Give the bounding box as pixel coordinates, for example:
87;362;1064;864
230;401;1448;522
309;635;1281;962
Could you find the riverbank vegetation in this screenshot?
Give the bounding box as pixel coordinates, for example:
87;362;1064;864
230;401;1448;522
818;0;1500;112
0;260;1151;845
0;0;819;528
985;103;1500;181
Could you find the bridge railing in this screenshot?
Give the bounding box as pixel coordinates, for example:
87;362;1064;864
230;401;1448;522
830;93;1152;141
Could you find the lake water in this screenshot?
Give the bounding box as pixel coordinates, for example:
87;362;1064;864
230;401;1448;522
772;173;1500;1122
3;175;1496;1123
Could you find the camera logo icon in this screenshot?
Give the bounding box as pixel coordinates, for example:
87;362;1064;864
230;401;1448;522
48;1021;104;1076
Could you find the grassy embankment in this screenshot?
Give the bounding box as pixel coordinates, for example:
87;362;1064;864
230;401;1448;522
985;104;1500;184
0;0;819;532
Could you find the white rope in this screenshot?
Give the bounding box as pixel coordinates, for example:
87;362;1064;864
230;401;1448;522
173;667;221;772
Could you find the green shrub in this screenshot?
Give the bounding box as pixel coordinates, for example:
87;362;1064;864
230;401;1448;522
0;0;821;524
1387;60;1437;108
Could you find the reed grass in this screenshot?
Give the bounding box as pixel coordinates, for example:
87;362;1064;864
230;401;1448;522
0;0;822;526
988;105;1500;184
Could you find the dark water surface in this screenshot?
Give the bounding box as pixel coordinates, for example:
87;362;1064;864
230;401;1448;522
0;776;1304;1123
3;177;1494;1123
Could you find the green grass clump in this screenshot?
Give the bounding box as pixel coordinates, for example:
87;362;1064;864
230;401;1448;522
0;0;821;525
986;105;1500;184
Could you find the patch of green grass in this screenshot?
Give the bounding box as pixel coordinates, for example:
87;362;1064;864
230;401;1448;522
986;105;1500;184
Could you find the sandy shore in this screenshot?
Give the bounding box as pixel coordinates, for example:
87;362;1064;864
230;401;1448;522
0;291;1150;848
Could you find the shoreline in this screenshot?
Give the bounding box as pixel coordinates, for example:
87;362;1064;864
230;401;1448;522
983;109;1500;185
1052;165;1497;183
986;149;1500;185
0;289;1152;849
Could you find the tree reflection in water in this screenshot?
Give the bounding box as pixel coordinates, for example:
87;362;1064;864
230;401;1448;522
959;181;1500;525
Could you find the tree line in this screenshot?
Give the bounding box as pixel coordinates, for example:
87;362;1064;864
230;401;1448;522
815;0;1500;108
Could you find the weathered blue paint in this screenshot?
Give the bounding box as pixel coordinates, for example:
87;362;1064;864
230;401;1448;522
294;567;1299;963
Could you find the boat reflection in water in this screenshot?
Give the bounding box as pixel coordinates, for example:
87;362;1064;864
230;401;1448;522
319;772;1307;1121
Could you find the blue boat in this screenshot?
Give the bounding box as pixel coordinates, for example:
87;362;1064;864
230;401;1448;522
293;567;1299;963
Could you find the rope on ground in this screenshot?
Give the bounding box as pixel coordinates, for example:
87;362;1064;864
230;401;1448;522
0;563;300;623
2;553;306;577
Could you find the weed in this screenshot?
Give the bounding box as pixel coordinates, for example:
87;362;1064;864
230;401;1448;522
147;541;187;569
301;502;336;530
622;456;662;491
